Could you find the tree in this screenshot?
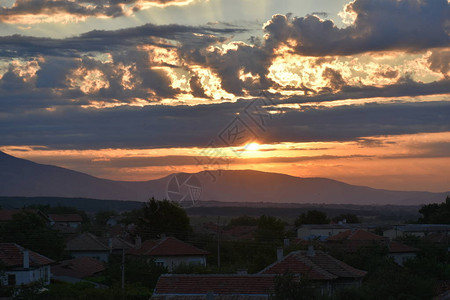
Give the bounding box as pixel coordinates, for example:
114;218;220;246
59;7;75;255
271;272;321;300
254;215;285;243
294;210;329;227
95;210;117;226
332;213;360;224
418;196;450;224
0;212;65;259
127;198;191;240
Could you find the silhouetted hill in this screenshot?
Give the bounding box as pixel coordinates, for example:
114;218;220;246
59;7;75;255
0;151;447;205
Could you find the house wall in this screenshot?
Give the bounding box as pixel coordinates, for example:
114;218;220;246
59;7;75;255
71;251;109;262
383;229;425;239
154;255;206;271
2;266;51;286
389;253;417;265
297;227;348;239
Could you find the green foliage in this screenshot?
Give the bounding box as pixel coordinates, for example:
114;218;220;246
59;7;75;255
94;210;117;226
123;198;191;240
227;215;258;227
254;215;285;243
270;272;323;300
32;281;151;300
0;212;65;259
295;210;329;227
105;255;166;289
331;213;360;224
418;196;450;224
25;204;90;223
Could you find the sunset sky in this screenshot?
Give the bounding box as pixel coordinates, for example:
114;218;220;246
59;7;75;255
0;0;449;192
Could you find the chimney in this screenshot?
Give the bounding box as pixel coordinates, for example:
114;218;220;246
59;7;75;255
23;249;29;269
135;235;142;249
160;233;166;240
277;247;284;261
108;237;113;252
284;238;290;248
307;245;315;257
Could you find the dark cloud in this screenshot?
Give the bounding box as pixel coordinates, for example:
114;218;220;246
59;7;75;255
0;0;192;22
428;48;450;77
263;0;449;56
0;23;244;58
0;94;448;150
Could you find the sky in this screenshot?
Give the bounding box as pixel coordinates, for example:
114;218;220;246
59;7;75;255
0;0;449;192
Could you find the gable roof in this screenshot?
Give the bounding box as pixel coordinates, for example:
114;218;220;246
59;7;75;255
388;241;420;253
128;237;208;256
259;250;367;280
153;274;275;297
52;257;105;279
49;214;83;223
66;233;110;252
66;233;133;252
0;243;54;268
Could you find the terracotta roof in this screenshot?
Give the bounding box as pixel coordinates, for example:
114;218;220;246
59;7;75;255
49;214;83;223
153;274;275;296
66;233;110;252
129;237;209;256
52;257;105;279
259;250;367;280
0;243;54;268
66;233;133;252
388;241;420;253
327;229;386;241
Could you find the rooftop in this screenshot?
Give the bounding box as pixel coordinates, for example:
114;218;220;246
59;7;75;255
259;250;367;280
153;274;275;297
129;237;209;257
0;243;54;268
52;257;105;279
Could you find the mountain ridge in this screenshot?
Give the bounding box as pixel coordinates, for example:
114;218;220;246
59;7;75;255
0;151;447;205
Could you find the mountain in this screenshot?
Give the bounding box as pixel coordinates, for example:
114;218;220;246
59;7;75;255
0;151;447;205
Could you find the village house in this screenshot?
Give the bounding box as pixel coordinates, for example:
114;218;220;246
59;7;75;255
51;256;105;283
326;229;420;265
259;247;367;295
48;213;83;228
128;236;208;271
151;274;276;299
0;243;54;286
296;223;379;240
66;232;133;262
383;224;450;240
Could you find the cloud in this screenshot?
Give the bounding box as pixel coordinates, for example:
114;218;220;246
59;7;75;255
263;0;449;56
0;0;199;24
0;95;448;150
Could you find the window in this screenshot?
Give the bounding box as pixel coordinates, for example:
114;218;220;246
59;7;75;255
156;261;165;267
8;274;16;286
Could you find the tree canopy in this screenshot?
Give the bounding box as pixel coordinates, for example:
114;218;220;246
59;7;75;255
418;196;450;224
124;198;191;240
294;210;329;227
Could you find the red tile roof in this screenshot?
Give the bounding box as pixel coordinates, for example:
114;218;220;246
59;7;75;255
66;233;110;252
129;237;209;256
388;241;420;253
259;250;367;280
49;214;83;223
0;243;54;268
52;257;105;279
0;210;21;221
153;274;275;296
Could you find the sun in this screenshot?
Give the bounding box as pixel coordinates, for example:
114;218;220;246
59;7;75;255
245;142;260;151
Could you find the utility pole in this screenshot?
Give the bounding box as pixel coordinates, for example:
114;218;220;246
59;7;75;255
121;247;125;289
217;216;221;269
